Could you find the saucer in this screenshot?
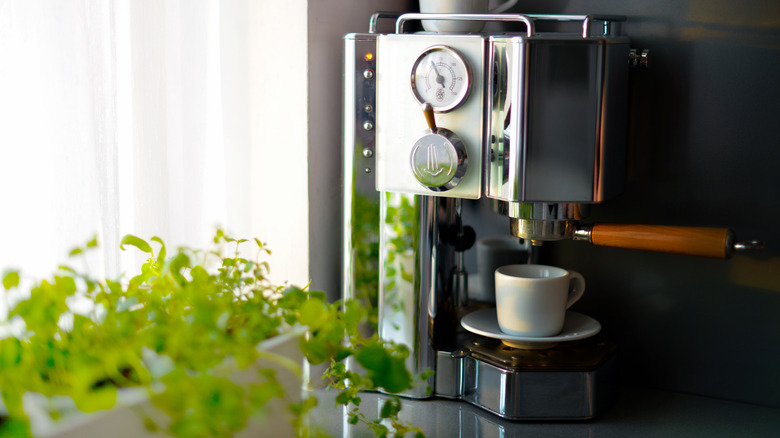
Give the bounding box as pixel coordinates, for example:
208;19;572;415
460;309;601;350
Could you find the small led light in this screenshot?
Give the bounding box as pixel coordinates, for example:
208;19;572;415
365;52;374;61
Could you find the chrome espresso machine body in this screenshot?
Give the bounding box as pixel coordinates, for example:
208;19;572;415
342;13;759;420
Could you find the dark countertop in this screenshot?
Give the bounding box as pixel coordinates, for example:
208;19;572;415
308;385;780;437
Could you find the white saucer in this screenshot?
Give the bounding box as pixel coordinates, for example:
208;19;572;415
460;309;601;350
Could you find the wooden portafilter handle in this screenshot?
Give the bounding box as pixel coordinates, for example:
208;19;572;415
574;224;765;259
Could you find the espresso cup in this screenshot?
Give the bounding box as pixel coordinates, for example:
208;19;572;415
419;0;519;33
495;264;585;337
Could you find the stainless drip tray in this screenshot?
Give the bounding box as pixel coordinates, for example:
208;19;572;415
436;337;618;420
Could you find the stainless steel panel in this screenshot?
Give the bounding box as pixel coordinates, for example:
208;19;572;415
342;33;380;312
486;34;629;204
435;350;464;398
378;193;434;398
375;34;486;199
434;345;617;420
379;195;464;398
462;355;618;420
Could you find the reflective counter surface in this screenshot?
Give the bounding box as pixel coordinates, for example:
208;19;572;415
306;385;780;437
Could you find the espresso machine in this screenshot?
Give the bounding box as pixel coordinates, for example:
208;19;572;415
342;12;762;420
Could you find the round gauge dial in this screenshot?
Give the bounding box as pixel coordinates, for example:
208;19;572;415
411;46;471;113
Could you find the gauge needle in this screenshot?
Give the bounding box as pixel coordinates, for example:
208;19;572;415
431;61;446;88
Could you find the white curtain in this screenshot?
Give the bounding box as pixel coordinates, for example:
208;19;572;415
0;0;310;302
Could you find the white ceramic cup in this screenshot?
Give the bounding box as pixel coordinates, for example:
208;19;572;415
419;0;519;33
495;264;586;337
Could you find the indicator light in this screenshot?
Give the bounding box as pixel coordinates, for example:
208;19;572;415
365;52;374;61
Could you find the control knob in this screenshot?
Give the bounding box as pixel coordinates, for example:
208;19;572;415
409;103;468;192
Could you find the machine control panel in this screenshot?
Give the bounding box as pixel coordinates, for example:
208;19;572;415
375;34;485;199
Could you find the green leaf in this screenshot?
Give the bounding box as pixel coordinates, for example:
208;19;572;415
120;234;153;254
380;397;401;419
335;391;353;406
151;236;166;262
54;275;77;294
370;423;389;438
381;355;412;394
3;271;19;290
355;343;387;374
106;278;123;295
73;386;117;413
298;299;328;330
0;417;31;437
299;320;349;365
169;252;191;286
277;287;306;309
0;338;22;367
343;300;367;334
354;342;412;394
308;290;328;302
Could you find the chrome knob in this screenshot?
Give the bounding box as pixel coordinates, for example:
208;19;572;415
410;129;467;191
410;103;467;191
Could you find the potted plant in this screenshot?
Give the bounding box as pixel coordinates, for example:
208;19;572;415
0;231;425;437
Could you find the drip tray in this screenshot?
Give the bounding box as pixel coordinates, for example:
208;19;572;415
436;337;618;420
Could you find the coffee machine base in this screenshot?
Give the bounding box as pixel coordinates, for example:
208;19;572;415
435;337;618;420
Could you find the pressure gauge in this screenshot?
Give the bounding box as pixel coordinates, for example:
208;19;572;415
411;46;471;113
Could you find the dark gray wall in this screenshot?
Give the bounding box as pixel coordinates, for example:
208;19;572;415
514;0;780;408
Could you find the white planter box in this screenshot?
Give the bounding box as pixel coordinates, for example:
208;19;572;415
28;336;304;438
